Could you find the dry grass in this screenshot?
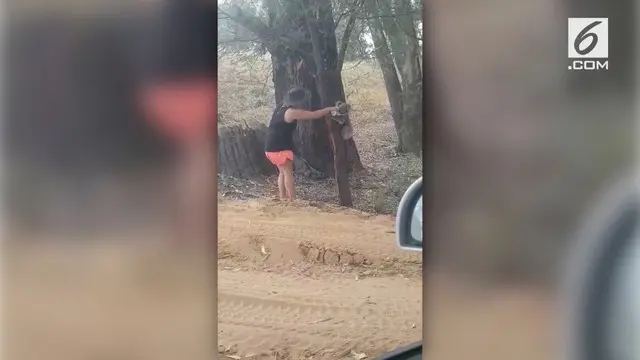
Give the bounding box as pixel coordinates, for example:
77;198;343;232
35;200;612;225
217;56;275;127
217;56;388;127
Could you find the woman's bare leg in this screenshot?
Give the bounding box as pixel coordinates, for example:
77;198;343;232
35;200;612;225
277;170;286;200
175;138;213;248
281;160;295;201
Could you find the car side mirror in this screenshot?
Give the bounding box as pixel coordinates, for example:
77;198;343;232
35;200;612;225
395;177;422;252
562;177;640;360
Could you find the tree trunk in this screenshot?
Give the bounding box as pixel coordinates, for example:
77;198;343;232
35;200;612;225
398;85;422;155
305;0;354;206
395;0;422;85
394;0;422;155
366;3;406;151
317;0;362;174
376;0;407;84
398;66;423;154
367;0;421;154
319;70;354;206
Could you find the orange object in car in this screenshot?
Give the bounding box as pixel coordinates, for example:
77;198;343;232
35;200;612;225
140;78;216;144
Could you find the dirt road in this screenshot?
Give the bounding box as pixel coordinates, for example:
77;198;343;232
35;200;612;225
217;199;423;359
6;199;553;360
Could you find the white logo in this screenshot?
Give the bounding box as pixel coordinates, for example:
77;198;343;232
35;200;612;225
567;18;608;71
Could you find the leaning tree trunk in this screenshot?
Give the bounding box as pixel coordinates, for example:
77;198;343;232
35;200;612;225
376;0;407;84
369;0;422;154
395;0;423;155
366;2;405;151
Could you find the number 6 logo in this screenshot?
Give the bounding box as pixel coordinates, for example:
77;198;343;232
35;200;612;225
568;18;608;59
574;21;602;56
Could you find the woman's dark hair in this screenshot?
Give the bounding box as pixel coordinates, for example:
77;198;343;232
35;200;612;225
283;86;311;108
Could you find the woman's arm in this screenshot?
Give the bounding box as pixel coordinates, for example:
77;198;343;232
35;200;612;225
284;107;338;122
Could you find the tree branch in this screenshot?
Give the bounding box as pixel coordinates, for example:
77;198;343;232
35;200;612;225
225;6;274;47
222;5;316;57
336;0;365;71
334;0;362;28
218;38;262;45
301;4;325;76
354;12;419;20
336;10;357;71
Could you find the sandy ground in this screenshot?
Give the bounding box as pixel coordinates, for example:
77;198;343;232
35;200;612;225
217;199;553;360
5;199;553;360
217;199;423;359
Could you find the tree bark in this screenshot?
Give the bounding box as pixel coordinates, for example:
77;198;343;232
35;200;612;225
336;0;361;72
366;4;406;150
367;0;421;154
304;0;354;206
393;0;422;155
394;0;422;82
376;0;407;84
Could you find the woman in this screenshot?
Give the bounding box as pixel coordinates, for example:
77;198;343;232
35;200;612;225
139;1;216;247
264;87;338;201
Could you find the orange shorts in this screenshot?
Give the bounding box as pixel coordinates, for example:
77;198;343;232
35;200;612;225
140;79;216;144
265;150;294;166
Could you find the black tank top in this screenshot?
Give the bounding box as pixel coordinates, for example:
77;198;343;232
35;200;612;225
264;106;297;152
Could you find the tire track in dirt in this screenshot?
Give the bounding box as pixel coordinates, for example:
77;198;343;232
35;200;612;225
218;271;422;359
218;199;422;359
